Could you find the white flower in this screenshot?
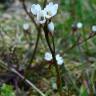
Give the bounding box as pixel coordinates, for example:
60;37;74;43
56;54;64;65
44;2;58;19
48;22;54;33
36;10;46;24
92;25;96;32
44;52;64;65
44;52;52;61
77;22;83;29
31;4;41;15
31;2;58;25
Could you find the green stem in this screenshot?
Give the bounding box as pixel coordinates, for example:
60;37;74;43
27;30;41;69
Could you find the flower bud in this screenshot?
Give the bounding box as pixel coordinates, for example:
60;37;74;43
77;22;83;29
48;22;54;33
92;25;96;32
23;23;30;34
23;23;30;31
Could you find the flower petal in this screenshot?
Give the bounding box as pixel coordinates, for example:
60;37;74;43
44;52;52;61
44;2;58;19
56;54;64;65
51;4;58;16
36;10;46;24
57;59;64;65
31;4;41;15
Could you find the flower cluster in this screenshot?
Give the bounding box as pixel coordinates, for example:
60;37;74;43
44;52;64;65
31;2;58;32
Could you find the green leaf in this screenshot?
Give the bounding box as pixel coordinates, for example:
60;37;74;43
0;84;15;96
79;85;88;96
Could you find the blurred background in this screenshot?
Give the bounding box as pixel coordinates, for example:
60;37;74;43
0;0;96;96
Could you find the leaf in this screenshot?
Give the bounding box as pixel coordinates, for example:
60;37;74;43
0;84;16;96
79;85;88;96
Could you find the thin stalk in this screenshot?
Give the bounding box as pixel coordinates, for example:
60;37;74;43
51;34;63;96
44;25;63;96
64;32;96;53
40;34;48;50
20;0;41;69
27;29;41;69
51;33;56;53
21;0;37;28
43;0;47;8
